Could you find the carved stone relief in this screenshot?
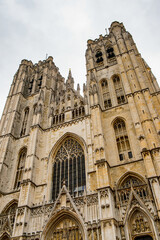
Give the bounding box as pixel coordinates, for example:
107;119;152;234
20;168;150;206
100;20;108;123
130;211;151;237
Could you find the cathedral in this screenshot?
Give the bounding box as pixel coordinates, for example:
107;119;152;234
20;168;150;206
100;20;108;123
0;21;160;240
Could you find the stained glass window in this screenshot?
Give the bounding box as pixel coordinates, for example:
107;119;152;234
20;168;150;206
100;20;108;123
114;119;132;161
113;75;125;104
14;148;27;189
52;138;86;200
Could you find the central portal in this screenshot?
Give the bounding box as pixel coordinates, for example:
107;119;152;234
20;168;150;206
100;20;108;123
46;217;83;240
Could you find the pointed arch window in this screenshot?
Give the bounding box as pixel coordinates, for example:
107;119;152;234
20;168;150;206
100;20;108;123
20;107;29;137
36;76;42;92
52;138;86;200
101;79;112;109
45;217;83;240
28;78;34;95
14;148;27;189
106;47;115;59
113;75;125;104
37;76;42;89
114;119;132;161
0;202;18;235
95;50;103;64
117;175;149;205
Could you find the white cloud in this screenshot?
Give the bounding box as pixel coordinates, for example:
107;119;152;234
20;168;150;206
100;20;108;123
0;0;160;117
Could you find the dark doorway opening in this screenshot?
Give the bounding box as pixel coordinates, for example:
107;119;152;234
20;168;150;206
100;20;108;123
135;235;153;240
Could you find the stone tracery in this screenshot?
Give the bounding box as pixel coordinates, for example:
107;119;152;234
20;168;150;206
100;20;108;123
52;138;86;200
0;202;18;238
46;217;83;240
117;175;149;205
129;210;153;240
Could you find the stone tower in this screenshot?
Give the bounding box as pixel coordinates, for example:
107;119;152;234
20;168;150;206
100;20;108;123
0;21;160;240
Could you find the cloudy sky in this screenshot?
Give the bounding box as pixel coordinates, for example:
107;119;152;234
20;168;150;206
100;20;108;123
0;0;160;117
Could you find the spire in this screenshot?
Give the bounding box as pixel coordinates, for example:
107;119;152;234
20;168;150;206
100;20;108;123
68;68;72;78
77;83;80;95
83;83;86;93
66;68;74;89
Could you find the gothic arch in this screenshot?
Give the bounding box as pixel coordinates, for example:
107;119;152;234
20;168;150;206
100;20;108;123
17;146;27;158
111;116;127;126
111;117;127;140
112;117;133;161
117;171;147;189
48;132;88;161
111;73;121;80
95;49;103;64
1;200;18;214
110;74;123;87
111;74;126;105
42;210;87;240
0;201;18;239
116;172;150;209
100;78;112;109
46;132;88;201
127;207;155;240
100;78;108;85
106;46;115;59
14;147;27;189
20;107;30;136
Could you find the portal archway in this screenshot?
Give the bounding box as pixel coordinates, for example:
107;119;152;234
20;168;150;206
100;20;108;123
44;212;85;240
128;208;154;240
46;216;83;240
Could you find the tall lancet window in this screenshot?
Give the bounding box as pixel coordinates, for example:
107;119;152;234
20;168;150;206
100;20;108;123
20;107;29;137
114;119;132;161
101;79;112;109
14;148;27;189
52;138;86;200
28;78;34;95
113;75;125;104
36;75;42;92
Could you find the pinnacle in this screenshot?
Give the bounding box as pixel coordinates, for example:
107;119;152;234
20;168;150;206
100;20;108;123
77;83;80;91
68;68;72;79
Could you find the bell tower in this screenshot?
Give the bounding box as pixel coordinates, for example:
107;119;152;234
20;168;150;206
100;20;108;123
85;20;160;216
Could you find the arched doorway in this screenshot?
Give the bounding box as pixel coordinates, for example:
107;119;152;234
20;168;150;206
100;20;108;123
128;209;154;240
134;235;153;240
45;215;84;240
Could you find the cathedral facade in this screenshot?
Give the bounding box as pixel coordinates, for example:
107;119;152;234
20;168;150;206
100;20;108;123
0;21;160;240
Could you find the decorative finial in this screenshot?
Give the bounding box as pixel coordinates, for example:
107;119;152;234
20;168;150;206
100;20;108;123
62;179;66;186
66;68;74;89
77;83;80;91
68;68;72;78
83;83;86;92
